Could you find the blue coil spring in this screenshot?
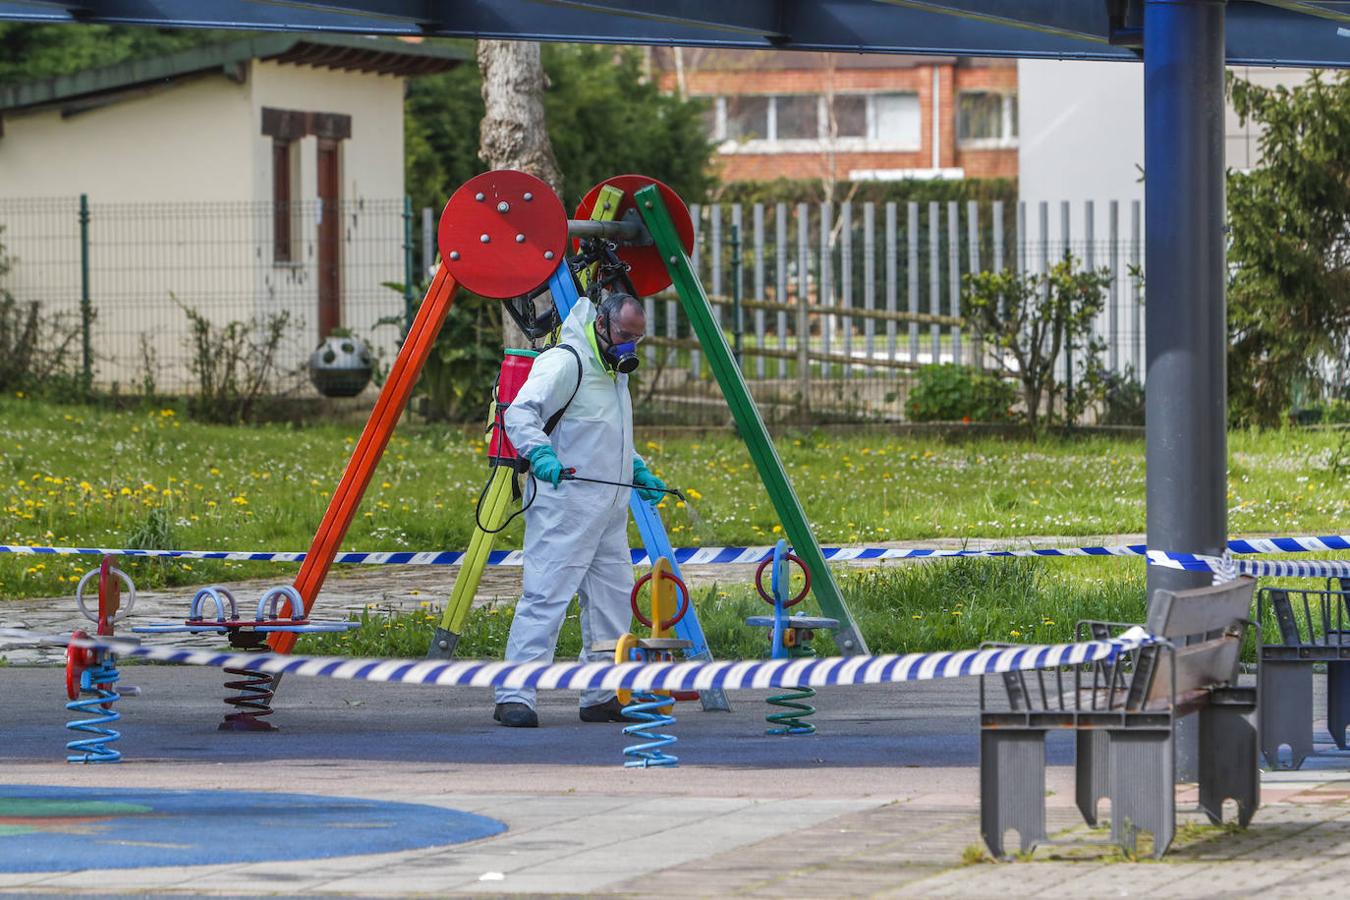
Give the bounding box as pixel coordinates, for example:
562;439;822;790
621;692;679;767
66;659;121;764
766;686;817;735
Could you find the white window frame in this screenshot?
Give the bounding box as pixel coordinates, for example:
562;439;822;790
955;91;1019;149
707;92;922;155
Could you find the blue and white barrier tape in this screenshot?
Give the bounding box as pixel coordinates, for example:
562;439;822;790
0;627;1152;689
1147;552;1350;580
1;534;1347;567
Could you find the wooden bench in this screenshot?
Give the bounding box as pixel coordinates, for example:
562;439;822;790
1259;577;1350;769
979;576;1259;859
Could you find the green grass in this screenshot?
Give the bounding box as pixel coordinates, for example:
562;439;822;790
1;394;1347;654
296;557;1150;658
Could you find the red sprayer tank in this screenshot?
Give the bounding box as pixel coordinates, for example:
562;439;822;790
488;349;538;467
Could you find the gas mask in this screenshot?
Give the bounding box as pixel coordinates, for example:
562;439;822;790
598;311;642;374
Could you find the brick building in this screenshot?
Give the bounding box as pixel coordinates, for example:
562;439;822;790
652;49;1017;184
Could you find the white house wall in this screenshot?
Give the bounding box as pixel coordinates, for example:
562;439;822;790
247;59;407;382
0;74;254;202
0;60;409;393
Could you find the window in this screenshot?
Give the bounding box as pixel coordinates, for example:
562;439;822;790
707;92;921;150
272;139;294;264
958;91;1018;144
872;93;920;144
775;95;819;140
831;95;867;138
724;95;769;141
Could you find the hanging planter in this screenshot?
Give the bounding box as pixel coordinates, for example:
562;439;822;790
309;331;373;398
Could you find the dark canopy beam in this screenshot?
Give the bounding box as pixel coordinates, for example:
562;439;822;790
874;0;1114;43
3;1;1350;67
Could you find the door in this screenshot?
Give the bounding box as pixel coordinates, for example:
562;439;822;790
317;139;341;337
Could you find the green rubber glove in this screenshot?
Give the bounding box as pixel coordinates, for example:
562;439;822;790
632;457;667;504
529;445;565;487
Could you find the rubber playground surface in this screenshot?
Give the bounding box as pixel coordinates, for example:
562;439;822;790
5;663;1350;896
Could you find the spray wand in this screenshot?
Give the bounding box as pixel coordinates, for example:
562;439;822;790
559;468;711;537
560;468;686;502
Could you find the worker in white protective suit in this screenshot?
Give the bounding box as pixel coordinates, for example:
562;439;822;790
494;292;667;727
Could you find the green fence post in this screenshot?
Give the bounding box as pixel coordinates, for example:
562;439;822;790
402;196;416;336
78;193;92;397
730;223;743;367
636;184;869;656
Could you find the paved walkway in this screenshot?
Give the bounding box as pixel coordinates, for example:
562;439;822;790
3;665;1350;896
0;533;1146;664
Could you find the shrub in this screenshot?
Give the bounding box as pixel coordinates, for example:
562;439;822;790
0;227;86;397
178;297;293;423
1098;367;1146;427
905;364;1016;423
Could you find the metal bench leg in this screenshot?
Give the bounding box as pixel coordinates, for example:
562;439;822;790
1260;660;1312;769
981;729;1046;859
1108;728;1174;859
1200;689;1260;828
1075;729;1110;827
1328;661;1350;750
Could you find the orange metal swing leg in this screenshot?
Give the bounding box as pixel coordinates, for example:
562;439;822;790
268;266;460;654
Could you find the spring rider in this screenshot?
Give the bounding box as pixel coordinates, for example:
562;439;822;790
746;539;838;735
134;585;355;731
64;555;139;763
593;557;692;767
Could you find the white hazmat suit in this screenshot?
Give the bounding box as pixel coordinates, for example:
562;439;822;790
497;296;639;710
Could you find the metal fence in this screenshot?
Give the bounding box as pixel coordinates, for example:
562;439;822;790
0;196;411;395
627;199;1145;425
2;195;1144;425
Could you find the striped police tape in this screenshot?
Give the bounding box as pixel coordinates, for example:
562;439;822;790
1;533;1348;567
0;626;1152;690
1147;551;1350;580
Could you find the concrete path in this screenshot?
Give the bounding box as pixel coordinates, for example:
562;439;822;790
4;664;1350;896
0;533;1147;664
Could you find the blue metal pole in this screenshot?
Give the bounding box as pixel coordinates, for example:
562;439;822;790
1143;0;1228;604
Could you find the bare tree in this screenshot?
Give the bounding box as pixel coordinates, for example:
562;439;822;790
477;40;562;195
476;40;563;346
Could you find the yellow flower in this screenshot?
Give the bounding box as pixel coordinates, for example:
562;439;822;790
686;488;702;501
209;467;221;476
159;408;176;417
119;487;132;496
231;496;248;506
772;524;783;534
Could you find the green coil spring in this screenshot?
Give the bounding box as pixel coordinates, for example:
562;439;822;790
766;685;817;735
766;644;816;735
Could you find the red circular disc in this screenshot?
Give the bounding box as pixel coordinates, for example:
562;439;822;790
66;630;91;700
438;170;568;299
573;175;694;296
97;555;119;636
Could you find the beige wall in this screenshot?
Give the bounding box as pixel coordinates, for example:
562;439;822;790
245;60;407;369
0;74;253;201
0;60;409;392
248;60;405;204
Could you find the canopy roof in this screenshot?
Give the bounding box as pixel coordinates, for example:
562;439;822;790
0;32;466;115
2;1;1349;67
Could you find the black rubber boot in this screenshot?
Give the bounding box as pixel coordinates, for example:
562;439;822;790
494;702;539;728
579;697;642;723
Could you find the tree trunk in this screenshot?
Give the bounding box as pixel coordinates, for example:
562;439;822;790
477;40;562;196
476;40;563;349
